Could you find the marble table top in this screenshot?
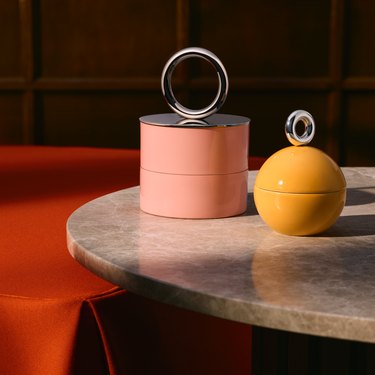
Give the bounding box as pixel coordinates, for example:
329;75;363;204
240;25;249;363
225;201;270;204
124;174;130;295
67;167;375;343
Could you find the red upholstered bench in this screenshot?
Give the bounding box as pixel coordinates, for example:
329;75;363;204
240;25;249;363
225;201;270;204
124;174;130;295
0;146;264;375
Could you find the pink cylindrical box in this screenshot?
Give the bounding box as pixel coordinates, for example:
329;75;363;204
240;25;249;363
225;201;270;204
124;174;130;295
140;113;250;218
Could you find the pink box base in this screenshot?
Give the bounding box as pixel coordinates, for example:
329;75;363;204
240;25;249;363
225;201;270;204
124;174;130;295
140;168;248;219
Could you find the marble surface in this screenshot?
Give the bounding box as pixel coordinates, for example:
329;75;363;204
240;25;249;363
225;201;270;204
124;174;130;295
67;168;375;343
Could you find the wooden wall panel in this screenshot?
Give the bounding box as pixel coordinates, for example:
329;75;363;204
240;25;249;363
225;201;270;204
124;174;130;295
0;0;374;166
0;1;22;77
38;0;177;78
0;93;24;143
344;94;375;166
39;92;166;148
344;0;375;77
191;0;331;78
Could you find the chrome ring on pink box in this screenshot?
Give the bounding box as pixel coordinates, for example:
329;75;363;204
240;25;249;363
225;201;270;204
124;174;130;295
139;113;250;219
161;47;228;119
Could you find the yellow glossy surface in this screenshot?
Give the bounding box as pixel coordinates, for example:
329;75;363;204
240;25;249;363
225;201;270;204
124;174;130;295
254;145;347;235
255;146;346;193
254;187;346;236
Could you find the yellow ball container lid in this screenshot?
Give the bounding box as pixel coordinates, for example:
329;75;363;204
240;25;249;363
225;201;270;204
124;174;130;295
255;145;346;193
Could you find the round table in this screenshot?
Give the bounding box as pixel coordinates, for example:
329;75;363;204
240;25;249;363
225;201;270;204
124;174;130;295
67;167;375;373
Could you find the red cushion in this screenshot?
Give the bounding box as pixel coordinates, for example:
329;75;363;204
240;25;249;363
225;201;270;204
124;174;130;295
1;146;140;298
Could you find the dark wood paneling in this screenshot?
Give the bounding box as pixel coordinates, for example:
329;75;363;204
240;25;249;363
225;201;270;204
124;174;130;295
0;1;22;77
0;0;374;166
344;0;375;77
191;0;331;78
38;92;166;148
38;0;177;78
0;93;24;143
252;326;375;375
344;93;375;166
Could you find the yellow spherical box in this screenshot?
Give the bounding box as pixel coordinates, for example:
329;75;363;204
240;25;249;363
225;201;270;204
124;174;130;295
254;111;346;236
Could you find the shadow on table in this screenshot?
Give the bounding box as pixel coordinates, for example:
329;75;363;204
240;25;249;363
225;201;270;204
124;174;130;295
345;187;375;206
245;192;258;216
319;214;375;237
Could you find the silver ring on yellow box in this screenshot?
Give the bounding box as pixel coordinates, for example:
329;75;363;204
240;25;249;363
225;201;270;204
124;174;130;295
285;109;315;146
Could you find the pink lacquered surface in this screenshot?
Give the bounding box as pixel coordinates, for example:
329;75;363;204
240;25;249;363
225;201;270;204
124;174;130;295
141;123;249;175
140;168;248;219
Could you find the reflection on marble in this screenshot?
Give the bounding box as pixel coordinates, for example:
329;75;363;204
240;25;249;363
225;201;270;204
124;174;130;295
67;168;375;343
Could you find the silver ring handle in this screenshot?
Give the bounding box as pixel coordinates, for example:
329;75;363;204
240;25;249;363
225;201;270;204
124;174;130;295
285;110;315;146
161;47;228;119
